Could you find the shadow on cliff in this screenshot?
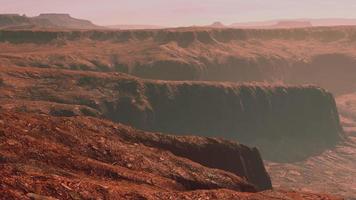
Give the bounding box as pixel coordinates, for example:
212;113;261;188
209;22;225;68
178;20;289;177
0;66;343;163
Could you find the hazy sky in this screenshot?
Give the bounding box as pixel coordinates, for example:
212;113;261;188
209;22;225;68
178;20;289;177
1;0;356;26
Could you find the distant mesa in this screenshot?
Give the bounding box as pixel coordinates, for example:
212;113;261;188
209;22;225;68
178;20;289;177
310;18;356;26
33;13;102;29
106;24;167;30
230;20;277;28
231;20;312;28
3;14;356;30
231;18;356;28
274;20;312;28
209;21;225;28
0;13;102;30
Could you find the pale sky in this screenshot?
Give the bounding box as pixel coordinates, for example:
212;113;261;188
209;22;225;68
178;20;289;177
1;0;356;26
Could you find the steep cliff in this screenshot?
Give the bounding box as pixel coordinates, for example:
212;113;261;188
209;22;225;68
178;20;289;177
1;26;354;43
142;82;342;162
0;66;342;162
121;132;271;190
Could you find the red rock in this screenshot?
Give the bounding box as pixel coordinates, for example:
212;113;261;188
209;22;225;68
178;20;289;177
0;111;343;200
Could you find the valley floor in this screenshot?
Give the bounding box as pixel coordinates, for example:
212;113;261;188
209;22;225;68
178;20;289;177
267;132;356;199
266;98;356;200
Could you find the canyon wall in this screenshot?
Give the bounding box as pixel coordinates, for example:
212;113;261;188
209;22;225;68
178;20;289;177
1;28;356;95
1;27;355;43
141;82;342;162
0;67;343;162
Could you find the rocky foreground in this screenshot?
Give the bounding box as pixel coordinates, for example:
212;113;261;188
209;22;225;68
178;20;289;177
0;111;343;200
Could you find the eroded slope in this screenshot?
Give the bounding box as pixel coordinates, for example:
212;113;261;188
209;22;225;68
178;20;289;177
0;111;342;200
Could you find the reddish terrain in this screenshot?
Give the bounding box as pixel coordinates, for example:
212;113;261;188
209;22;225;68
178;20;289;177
0;111;343;200
1;27;356;95
0;66;342;162
0;27;354;199
0;65;348;199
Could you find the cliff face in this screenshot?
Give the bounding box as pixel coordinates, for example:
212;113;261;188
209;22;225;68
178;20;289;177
1;26;353;43
0;66;342;162
142;82;342;162
265;93;356;199
121;132;271;190
1;27;356;95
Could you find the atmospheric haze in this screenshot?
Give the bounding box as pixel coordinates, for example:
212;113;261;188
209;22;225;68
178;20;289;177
1;0;356;26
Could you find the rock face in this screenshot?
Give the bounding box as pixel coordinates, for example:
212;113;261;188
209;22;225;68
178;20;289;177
0;111;343;200
143;82;342;162
264;94;356;199
121;132;272;190
0;66;343;162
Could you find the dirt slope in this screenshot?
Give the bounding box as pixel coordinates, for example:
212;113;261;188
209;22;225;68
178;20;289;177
0;111;343;200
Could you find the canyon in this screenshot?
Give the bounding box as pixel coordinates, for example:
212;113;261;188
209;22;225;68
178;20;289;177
1;26;355;199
